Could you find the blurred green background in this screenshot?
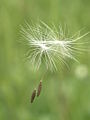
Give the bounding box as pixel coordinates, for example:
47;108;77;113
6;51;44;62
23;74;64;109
0;0;90;120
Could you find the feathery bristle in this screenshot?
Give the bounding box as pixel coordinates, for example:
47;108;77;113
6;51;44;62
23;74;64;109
21;21;89;71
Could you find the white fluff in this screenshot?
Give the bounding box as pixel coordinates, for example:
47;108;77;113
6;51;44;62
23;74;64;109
20;21;89;71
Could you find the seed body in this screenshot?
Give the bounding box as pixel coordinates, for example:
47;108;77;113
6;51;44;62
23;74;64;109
31;89;36;103
37;80;42;97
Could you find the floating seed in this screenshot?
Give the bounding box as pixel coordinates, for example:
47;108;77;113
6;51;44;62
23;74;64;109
37;80;42;97
31;89;36;103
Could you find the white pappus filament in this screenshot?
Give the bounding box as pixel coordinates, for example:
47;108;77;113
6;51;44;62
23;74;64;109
20;21;89;71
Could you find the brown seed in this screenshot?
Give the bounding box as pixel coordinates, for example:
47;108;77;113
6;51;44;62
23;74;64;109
31;89;36;103
37;80;42;97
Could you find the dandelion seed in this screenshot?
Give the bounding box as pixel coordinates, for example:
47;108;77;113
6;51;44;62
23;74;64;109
37;80;42;97
21;21;89;71
31;88;36;103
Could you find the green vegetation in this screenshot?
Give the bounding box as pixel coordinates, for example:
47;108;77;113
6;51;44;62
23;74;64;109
0;0;90;120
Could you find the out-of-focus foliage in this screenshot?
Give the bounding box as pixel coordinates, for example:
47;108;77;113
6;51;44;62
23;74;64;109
0;0;90;120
